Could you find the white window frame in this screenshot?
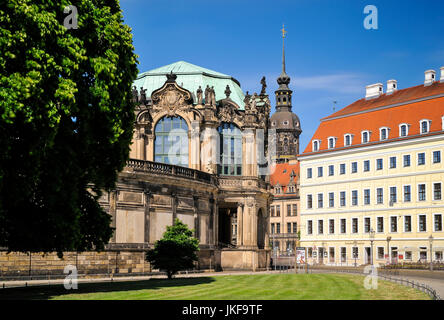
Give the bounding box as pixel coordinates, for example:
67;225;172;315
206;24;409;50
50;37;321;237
340;218;347;234
419;119;431;134
389;185;397;204
363;216;371;234
328;219;335;234
389;215;398;233
318;219;324;235
433;182;442;201
403;184;412;203
376;187;384;204
379;127;390;141
404;215;412;233
417;214;427;233
417;183;426;202
377;247;385;260
363;188;371;205
327;137;337;149
398;123;410;137
351;217;359;234
307;194;313;209
433;213;443;232
312;139;321;152
442;115;444;131
307;219;313;235
344;133;353;147
417;152;426;166
317;193;324;209
376;216;384;233
361;130;371;144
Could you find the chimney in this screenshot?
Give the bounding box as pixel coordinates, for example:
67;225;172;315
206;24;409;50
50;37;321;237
440;67;444;83
386;79;397;94
424;69;436;86
365;83;383;100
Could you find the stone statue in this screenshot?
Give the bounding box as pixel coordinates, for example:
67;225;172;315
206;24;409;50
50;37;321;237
132;86;139;103
260;76;267;95
197;86;203;105
250;93;258;113
210;86;216;106
139;87;147;103
224;85;231;99
204;85;210;105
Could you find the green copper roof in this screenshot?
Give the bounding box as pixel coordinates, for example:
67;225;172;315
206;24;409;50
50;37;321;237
134;61;245;109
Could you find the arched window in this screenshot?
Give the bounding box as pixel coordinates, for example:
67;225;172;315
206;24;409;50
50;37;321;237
344;134;353;147
154;116;189;167
399;124;409;137
361;131;370;143
420;120;430;134
313;140;320;152
218;122;242;176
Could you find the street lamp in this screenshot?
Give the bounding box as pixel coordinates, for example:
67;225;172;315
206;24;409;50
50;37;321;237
369;228;375;266
429;235;434;271
386;236;392;265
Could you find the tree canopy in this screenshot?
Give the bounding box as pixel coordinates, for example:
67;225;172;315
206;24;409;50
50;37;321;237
0;0;138;255
146;219;200;279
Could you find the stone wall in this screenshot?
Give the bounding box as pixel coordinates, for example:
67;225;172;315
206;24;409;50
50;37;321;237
0;249;151;278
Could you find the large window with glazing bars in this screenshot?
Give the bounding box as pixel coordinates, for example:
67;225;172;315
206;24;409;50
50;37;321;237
154;116;189;167
218;122;242;176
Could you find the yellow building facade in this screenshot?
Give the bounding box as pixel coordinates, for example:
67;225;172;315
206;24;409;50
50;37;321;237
299;71;444;266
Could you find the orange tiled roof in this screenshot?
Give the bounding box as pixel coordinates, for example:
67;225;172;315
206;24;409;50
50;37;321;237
270;162;300;195
302;81;444;155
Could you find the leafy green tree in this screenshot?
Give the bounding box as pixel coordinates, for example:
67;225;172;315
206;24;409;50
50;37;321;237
146;219;200;279
0;0;138;256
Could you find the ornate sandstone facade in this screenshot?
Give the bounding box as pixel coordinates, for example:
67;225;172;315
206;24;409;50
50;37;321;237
99;62;273;271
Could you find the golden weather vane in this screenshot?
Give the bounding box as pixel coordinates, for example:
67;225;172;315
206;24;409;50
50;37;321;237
281;24;287;38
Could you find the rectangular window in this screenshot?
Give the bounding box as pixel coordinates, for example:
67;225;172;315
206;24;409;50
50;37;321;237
433;151;441;164
378;247;384;260
276;205;281;217
419;215;427;232
307;168;312;179
329;219;335;234
287;222;291;233
307;194;313;209
404;216;412;232
287;204;291;216
390;156;397;169
340;219;346;234
390;186;397;204
318;220;324;235
351;162;357;173
403;155;411;167
270;206;275;217
352;218;358;233
352;190;358;206
404;185;411;202
435;214;443;232
376;158;383;170
405;251;412;261
329;192;335;208
377;188;384;204
364;160;370;172
341;248;347;263
377;217;384;233
391;216;397;232
293;222;297;234
318;167;323;177
276;223;281;234
434;183;442;200
271;223;275;234
292;204;297;216
340;163;346;175
318;194;323;208
353;247;359;259
418;184;426;201
364;217;371;233
418;153;425;165
307;220;313;235
340;191;346;207
328;165;334;176
364;189;370;205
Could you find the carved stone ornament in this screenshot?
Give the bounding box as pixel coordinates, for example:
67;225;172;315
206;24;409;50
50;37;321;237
151;82;192;117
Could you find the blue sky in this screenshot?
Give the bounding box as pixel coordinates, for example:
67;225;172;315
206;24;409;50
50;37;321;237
120;0;444;152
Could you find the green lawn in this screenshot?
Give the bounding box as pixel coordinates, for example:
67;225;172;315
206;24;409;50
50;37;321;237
0;274;430;300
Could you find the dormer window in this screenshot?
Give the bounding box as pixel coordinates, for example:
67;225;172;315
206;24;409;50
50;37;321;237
328;137;336;149
420;119;431;134
442;116;444;131
344;134;353;147
275;186;281;194
380;127;390;140
399;123;409;137
361;130;370;144
312;140;320;152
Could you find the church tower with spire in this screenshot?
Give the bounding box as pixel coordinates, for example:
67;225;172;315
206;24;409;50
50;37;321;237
270;25;302;162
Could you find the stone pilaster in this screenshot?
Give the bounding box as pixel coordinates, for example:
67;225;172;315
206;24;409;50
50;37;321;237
109;190;117;243
237;203;244;247
190;120;201;170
